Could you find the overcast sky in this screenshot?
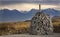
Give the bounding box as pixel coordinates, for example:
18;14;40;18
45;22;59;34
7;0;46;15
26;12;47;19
0;0;60;11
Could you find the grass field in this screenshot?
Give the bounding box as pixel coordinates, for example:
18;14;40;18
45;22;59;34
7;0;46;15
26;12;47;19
0;16;60;35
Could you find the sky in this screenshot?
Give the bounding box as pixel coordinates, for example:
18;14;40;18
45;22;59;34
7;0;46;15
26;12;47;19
0;0;60;11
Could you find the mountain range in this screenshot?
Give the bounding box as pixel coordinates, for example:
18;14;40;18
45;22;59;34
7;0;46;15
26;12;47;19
0;8;60;22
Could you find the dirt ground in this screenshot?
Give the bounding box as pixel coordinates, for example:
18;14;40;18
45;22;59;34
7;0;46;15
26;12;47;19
0;33;60;37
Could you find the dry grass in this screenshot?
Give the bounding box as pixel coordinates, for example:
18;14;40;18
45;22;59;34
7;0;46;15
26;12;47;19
0;18;60;35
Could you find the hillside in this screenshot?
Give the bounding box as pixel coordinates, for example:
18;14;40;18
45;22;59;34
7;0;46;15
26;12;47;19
52;16;60;26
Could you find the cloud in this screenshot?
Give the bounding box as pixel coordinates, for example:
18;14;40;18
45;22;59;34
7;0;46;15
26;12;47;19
0;0;60;6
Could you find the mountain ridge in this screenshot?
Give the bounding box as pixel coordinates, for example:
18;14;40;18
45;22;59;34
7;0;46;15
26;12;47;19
0;8;60;22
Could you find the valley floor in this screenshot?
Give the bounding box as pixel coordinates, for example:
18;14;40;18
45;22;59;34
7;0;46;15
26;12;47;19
0;33;60;37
